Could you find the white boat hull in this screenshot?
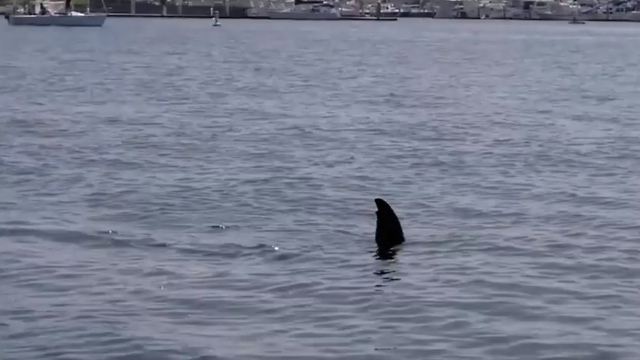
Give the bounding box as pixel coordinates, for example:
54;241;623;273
339;8;361;17
6;13;106;26
267;10;340;19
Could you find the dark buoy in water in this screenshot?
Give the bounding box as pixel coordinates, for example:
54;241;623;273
212;9;221;27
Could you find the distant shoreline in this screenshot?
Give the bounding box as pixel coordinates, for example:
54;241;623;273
103;14;640;22
2;10;639;22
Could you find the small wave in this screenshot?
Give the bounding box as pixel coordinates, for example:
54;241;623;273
0;226;289;262
0;227;166;250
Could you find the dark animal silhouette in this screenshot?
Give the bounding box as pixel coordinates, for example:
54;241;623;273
374;198;405;256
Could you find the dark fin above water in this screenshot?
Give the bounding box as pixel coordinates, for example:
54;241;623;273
374;198;405;253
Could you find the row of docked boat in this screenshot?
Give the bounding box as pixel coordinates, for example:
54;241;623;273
245;0;435;19
408;0;640;21
245;0;640;21
503;0;640;22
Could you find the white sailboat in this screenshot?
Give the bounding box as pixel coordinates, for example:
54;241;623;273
5;0;107;26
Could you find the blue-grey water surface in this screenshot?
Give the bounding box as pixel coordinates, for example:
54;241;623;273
1;17;640;360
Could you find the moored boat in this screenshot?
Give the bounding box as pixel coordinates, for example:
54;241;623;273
5;0;107;26
399;4;435;17
267;0;341;20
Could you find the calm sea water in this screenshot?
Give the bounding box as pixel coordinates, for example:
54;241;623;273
1;17;640;360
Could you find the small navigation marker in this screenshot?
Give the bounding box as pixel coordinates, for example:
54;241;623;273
212;10;221;26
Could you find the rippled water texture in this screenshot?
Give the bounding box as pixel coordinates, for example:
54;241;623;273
1;18;640;360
